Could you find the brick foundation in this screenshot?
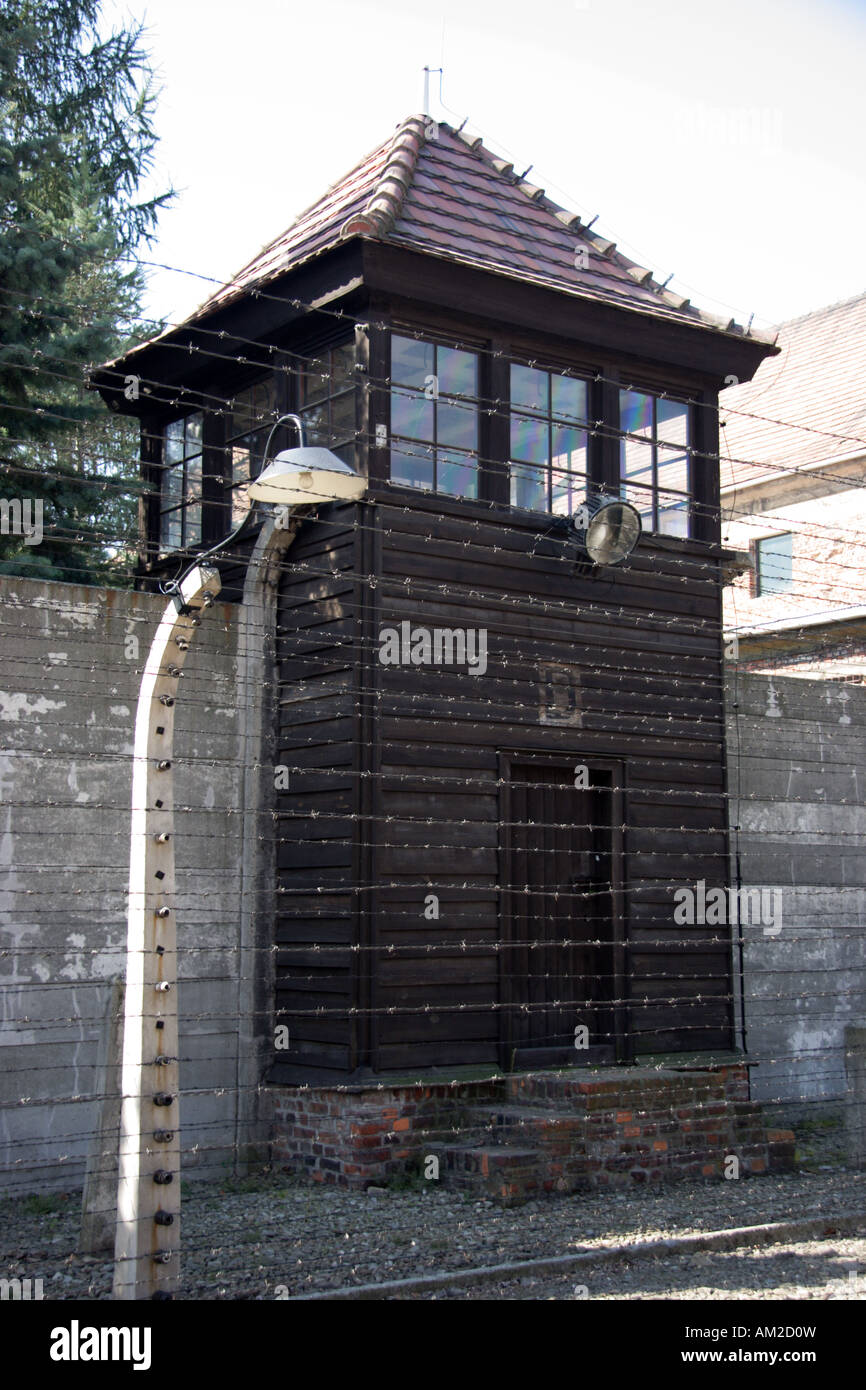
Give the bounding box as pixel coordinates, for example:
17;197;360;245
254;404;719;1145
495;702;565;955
268;1063;796;1203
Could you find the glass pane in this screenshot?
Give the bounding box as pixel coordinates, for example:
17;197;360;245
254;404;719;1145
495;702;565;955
231;387;274;439
164;419;185;465
232;443;251;488
299;401;329;447
551;375;587;425
254;379;279;434
392;388;434;442
332;440;356;468
438;450;478;499
184;454;202;506
163;464;182;508
511;413;548;464
330;389;356;444
620;390;653;440
657;446;689;493
185;412;203;451
248;428;269;478
510;461;548;511
437;400;477;452
228;386;258;438
391;447;434;491
330;342;355;393
511;364;548;415
437;346;477;398
622;481;654;520
161;508;183;549
758;533;792;593
621;435;653;483
392;335;434;388
300;358;330;406
552;425;587;471
551;464;585;516
658;492;690;537
657;397;688;449
232;481;249;527
184;503;202;548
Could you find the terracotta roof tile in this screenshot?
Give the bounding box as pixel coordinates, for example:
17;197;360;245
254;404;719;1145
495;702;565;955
130;114;774;355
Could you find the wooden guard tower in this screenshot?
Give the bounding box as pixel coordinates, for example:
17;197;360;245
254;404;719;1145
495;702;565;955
93;115;778;1108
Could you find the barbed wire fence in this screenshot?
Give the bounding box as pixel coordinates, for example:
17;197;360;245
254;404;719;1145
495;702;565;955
1;265;865;1301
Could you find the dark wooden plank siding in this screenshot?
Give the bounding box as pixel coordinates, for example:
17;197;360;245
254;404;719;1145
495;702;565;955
372;495;732;1066
273;493;733;1077
271;505;360;1079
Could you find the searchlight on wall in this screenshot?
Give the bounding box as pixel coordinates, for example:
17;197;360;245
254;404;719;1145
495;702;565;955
570;497;642;566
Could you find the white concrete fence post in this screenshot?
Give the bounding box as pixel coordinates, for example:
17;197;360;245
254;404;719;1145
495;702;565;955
113;566;221;1301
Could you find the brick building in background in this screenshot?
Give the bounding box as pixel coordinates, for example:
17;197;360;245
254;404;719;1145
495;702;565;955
721;291;866;680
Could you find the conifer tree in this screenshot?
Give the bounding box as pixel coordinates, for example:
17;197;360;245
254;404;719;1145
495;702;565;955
0;0;171;582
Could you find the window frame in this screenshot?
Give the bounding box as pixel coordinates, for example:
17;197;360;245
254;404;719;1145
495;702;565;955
507;357;593;517
154;337;360;556
221;373;286;530
158;410;205;553
296;339;358;469
388;331;482;501
755;531;793;596
617;386;694;538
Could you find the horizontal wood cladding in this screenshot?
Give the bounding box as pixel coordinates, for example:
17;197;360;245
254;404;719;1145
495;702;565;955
272;505;361;1078
371;497;732;1064
273;498;735;1080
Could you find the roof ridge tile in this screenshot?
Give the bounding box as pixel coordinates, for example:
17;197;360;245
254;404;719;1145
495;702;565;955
340;114;428;240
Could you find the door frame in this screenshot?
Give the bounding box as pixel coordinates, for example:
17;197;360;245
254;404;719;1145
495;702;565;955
497;748;629;1070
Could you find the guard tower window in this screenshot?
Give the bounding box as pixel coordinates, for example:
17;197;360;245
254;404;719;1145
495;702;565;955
225;377;280;526
509;364;589;514
390;334;480;499
298;342;357;466
619;390;692;537
160;412;203;550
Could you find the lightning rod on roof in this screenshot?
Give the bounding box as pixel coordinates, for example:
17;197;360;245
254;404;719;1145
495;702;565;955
423;66;442;117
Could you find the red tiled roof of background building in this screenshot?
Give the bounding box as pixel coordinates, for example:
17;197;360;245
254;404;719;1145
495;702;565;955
720;290;866;491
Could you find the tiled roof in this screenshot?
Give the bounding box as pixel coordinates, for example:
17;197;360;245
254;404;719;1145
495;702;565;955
720;290;866;491
185;115;768;341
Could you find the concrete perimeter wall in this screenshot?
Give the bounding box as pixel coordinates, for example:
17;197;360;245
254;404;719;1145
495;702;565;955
1;578;863;1192
0;575;272;1194
726;672;866;1104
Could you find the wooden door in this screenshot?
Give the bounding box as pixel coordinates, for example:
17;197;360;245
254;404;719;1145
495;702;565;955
500;757;624;1068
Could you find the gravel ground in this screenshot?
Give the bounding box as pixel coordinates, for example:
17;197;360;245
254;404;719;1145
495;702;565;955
1;1101;861;1301
2;1166;865;1301
399;1235;866;1300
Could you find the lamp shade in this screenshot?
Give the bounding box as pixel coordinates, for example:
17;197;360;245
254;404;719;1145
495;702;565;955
572;498;642;565
249;446;367;506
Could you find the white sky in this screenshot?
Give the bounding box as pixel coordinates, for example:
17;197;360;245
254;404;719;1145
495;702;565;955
109;0;866;334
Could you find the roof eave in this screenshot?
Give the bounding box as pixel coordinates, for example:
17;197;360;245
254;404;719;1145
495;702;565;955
88;239;368;415
360;239;779;384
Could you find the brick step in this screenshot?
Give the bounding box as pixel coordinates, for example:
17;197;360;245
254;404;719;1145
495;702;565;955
469;1103;586;1147
433;1143;547;1203
437;1143;542;1175
504;1068;723;1112
268;1062;791;1199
